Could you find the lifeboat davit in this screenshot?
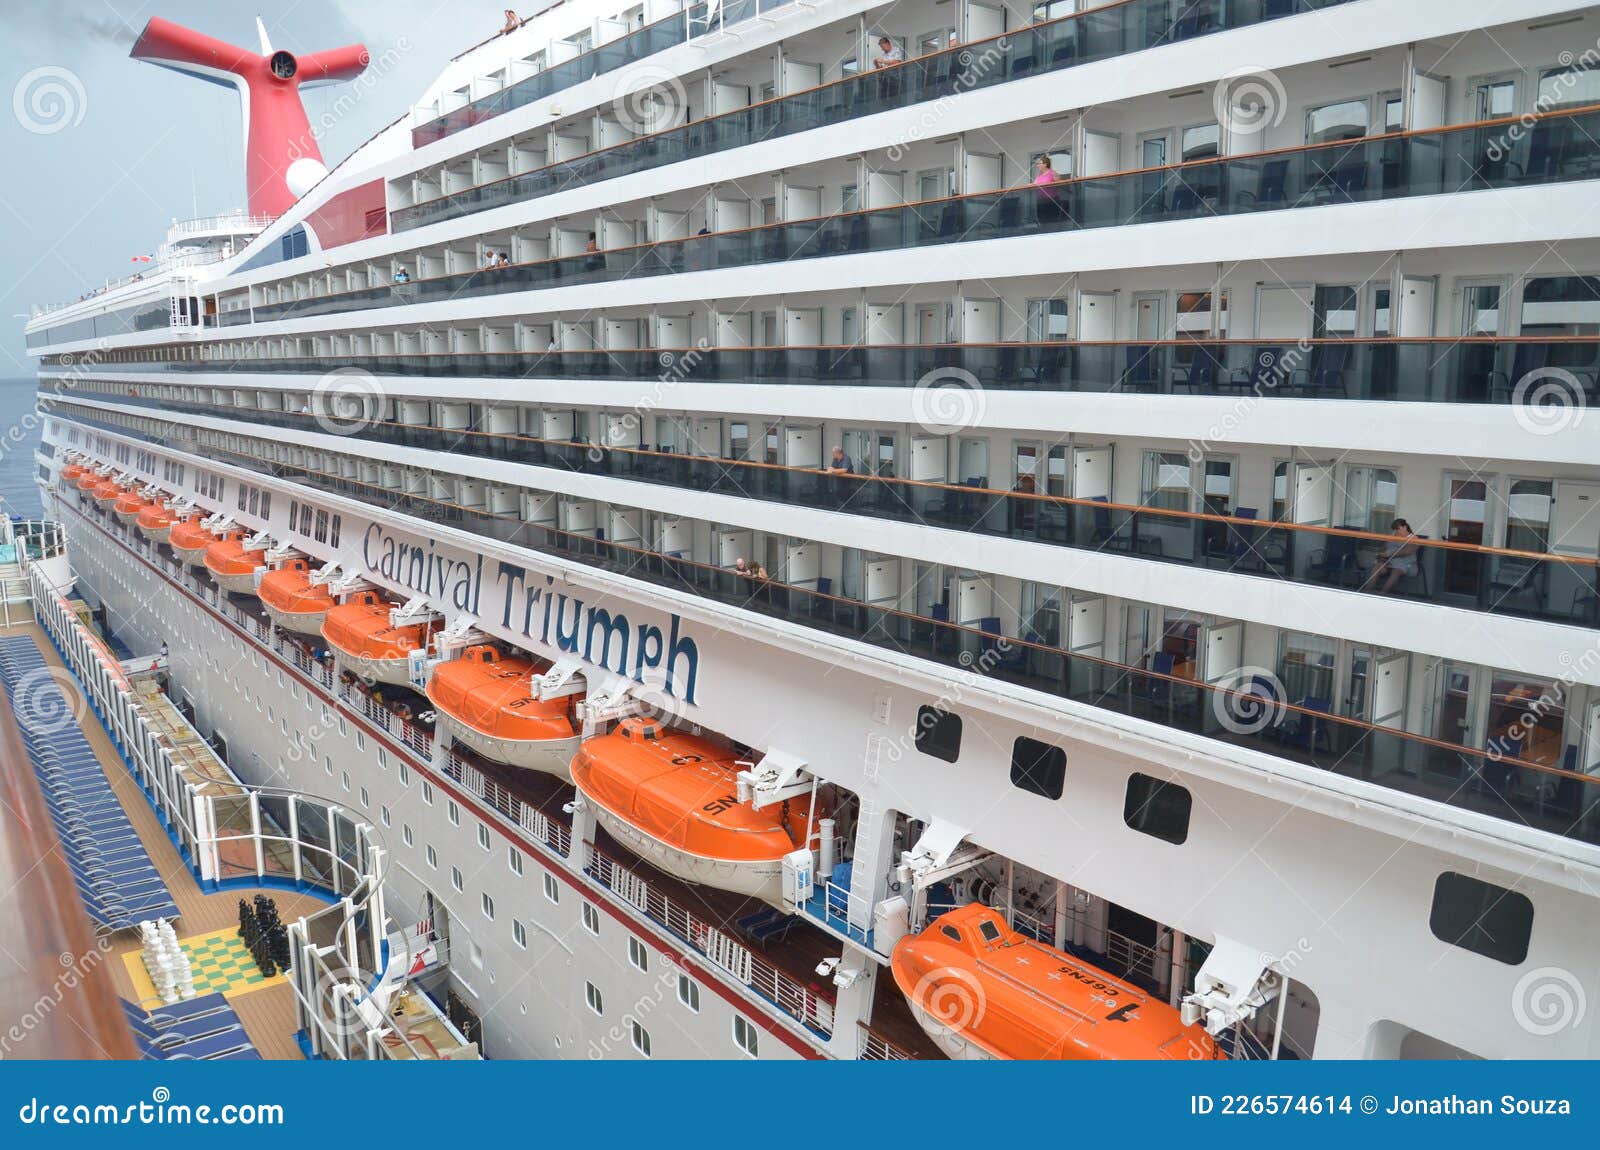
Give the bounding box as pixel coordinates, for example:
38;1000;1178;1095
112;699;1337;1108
891;904;1224;1061
136;502;178;543
113;491;151;525
320;591;433;688
259;558;335;636
167;518;219;566
571;718;818;905
425;645;581;778
202;532;265;594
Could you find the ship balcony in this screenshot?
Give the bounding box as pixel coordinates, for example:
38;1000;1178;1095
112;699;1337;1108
87;390;1599;632
397;0;1361;225
236;102;1600;333
121;335;1600;414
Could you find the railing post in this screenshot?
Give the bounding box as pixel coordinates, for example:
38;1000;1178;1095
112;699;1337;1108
250;790;264;879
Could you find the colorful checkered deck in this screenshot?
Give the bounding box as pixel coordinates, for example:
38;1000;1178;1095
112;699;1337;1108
121;925;286;1006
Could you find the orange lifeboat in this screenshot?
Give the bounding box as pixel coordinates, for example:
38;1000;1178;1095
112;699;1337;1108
571;718;817;905
425;645;581;778
136;502;178;543
320;591;434;688
202;532;265;594
92;480;122;507
113;490;151;525
891;904;1224;1062
60;462;87;488
75;471;102;492
258;558;334;637
167;517;218;566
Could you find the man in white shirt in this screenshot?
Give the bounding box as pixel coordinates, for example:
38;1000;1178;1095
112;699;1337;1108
874;36;904;68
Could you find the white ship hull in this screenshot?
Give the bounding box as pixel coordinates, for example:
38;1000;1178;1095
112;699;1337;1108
580;789;787;907
434;709;578;781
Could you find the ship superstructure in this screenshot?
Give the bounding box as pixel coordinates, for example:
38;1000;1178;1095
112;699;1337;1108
22;0;1600;1060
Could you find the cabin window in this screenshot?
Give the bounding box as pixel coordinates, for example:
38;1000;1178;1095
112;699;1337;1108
403;824;414;847
585;982;603;1015
678;975;700;1013
512;920;527;949
914;706;962;763
421;781;434;805
477;822;490;850
977;919;1002;943
508;847;524;876
481;892;495;920
447;800;460;826
733;1016;759;1058
628;937;649;972
425;844;437;869
631;1021;651;1057
1430;872;1533;966
450;866;464;893
582;902;600;935
544;873;560;903
1010;736;1066;799
1123;773;1192;845
940;926;962;943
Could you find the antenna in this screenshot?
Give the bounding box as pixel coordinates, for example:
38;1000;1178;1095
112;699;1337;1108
129;16;369;217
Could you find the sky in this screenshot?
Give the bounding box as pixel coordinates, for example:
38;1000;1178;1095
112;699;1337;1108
0;0;526;373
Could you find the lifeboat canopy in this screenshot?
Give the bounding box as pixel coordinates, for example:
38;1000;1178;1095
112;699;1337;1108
425;644;580;777
891;904;1224;1061
259;558;335;636
571;718;818;905
321;591;434;688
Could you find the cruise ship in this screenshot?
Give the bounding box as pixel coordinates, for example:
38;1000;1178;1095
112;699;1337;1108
13;0;1600;1061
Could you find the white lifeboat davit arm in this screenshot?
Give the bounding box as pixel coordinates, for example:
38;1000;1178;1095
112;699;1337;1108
390;596;443;629
243;532;275;554
532;655;586;701
170;497;196;515
432;615;484;655
895;818;991;890
263;539;300;563
736;748;812;809
200;513;233;531
1181;936;1283;1039
316;564;372;596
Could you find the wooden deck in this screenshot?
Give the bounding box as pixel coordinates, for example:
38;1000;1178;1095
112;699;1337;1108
1;622;321;1061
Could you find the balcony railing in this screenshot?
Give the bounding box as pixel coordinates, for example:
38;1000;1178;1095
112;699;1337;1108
395;0;1356;229
71;335;1600;410
65;410;1600;849
70;391;1600;630
239;102;1600;331
413;0;791;147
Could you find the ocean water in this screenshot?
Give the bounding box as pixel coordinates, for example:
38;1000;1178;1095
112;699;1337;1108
0;378;44;518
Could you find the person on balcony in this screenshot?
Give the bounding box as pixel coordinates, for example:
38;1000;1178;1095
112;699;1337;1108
1362;518;1420;595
